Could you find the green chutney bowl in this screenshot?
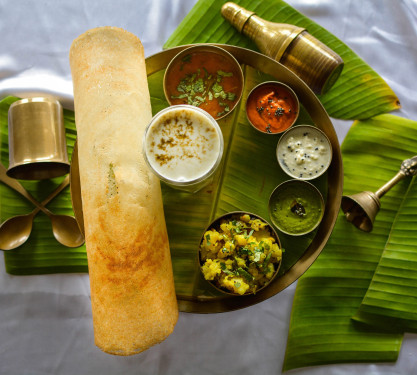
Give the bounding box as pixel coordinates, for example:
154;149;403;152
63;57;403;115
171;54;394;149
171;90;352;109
268;180;325;236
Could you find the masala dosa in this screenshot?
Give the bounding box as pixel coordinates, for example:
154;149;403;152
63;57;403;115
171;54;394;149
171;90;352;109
69;27;178;355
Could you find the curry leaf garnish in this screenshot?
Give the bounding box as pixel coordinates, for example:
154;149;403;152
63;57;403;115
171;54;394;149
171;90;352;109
237;267;254;282
181;54;191;63
246;229;254;239
220;262;234;276
263;252;272;268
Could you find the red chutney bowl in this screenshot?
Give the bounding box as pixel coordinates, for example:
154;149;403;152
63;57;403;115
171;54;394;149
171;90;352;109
246;81;299;135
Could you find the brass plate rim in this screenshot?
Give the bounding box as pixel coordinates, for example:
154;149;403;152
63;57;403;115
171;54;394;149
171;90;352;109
70;44;343;314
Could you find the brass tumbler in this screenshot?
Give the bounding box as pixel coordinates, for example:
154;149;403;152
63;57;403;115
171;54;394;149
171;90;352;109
7;97;70;180
221;2;344;95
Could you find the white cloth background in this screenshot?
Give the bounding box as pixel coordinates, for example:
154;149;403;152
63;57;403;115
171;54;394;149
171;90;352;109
1;0;417;374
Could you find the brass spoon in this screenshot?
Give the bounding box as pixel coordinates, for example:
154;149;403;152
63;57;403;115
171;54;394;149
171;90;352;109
0;176;70;250
341;155;417;232
0;166;85;249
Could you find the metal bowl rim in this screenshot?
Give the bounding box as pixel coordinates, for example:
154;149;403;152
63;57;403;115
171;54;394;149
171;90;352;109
268;179;325;236
162;44;244;120
245;80;300;135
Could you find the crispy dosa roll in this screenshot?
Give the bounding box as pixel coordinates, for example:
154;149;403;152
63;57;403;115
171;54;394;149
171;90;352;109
69;27;178;355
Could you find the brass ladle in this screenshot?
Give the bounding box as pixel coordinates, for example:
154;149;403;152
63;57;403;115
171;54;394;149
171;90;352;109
341;156;417;232
0;166;85;250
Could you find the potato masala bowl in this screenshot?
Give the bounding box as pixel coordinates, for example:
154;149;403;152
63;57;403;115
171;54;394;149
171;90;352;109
199;212;282;296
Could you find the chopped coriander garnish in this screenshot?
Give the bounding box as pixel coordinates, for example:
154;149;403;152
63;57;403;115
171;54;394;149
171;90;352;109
171;66;238;117
234;226;242;234
253;252;262;263
217;70;233;77
211;81;223;93
238;246;252;256
170;93;188;100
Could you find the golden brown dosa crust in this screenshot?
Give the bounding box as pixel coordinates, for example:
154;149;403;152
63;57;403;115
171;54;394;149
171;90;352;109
69;27;178;355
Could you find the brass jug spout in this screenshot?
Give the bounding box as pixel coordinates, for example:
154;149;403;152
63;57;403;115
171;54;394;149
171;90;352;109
341;156;417;232
221;2;344;95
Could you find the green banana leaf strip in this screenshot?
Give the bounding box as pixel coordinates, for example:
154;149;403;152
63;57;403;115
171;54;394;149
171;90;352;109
164;0;400;120
283;114;416;371
0;96;88;275
353;170;417;331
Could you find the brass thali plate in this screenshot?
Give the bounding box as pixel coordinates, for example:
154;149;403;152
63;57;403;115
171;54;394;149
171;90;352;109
70;44;343;313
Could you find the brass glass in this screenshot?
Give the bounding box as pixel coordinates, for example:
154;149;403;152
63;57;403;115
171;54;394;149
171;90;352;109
221;2;344;95
342;155;417;232
70;45;343;313
7;97;70;180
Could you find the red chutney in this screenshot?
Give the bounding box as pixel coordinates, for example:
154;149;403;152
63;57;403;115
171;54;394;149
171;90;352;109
164;49;243;120
246;83;299;134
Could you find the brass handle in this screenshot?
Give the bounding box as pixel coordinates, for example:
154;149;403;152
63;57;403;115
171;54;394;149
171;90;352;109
374;171;406;199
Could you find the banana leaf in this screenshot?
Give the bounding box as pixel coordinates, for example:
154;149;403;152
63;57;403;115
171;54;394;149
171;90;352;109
164;0;400;120
282;113;417;371
352;172;417;332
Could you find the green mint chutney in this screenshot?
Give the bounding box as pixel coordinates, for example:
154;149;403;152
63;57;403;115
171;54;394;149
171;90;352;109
269;180;324;235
